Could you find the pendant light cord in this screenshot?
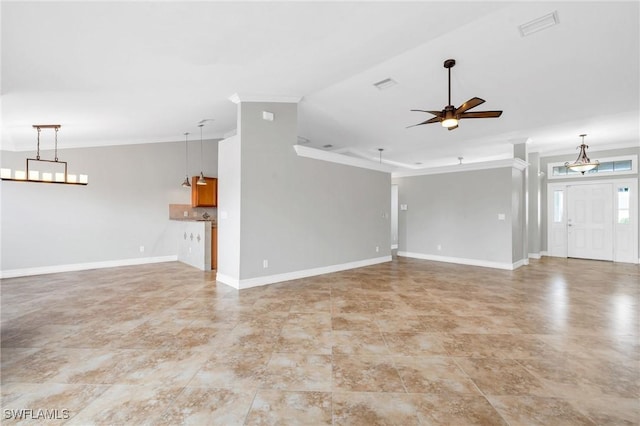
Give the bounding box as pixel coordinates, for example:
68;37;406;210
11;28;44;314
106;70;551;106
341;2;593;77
54;127;59;162
199;124;204;172
35;126;41;160
184;132;189;176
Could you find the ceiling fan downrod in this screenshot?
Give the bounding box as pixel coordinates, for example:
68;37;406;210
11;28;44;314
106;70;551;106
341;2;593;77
444;59;456;107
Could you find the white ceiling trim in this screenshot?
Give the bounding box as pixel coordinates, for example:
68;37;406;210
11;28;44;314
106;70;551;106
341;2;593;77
228;93;303;104
392;158;528;178
294;145;393;173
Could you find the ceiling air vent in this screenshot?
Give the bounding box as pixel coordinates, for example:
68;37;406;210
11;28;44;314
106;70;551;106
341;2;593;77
518;11;559;37
373;78;397;90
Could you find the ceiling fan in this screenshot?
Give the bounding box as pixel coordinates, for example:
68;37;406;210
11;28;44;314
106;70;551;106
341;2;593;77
408;59;503;131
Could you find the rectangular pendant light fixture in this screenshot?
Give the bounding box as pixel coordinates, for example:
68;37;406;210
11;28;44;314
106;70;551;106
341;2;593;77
1;125;88;186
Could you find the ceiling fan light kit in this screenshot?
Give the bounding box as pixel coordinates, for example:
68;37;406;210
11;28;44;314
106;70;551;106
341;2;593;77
409;58;503;131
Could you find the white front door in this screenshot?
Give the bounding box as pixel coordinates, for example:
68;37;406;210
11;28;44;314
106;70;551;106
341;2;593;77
567;184;613;261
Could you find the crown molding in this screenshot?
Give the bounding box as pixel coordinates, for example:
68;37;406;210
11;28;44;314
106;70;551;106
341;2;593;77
392;158;528;178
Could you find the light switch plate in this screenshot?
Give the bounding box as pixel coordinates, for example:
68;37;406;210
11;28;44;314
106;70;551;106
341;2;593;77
498;213;506;220
262;111;274;121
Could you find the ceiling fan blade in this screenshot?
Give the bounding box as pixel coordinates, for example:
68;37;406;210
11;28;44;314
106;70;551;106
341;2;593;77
456;97;485;114
459;110;503;119
447;124;458;131
406;116;441;128
410;109;443;117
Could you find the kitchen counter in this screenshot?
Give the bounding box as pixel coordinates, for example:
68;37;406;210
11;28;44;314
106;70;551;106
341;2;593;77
170;218;216;225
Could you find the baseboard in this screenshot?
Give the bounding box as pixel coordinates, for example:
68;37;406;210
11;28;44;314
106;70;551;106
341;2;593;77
528;253;541;259
0;256;178;279
217;256;393;290
513;258;528;268
214;272;239;289
397;251;527;270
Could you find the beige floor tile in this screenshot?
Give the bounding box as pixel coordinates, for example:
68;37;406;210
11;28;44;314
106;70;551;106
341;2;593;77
0;258;637;424
332;391;421;426
413;393;508;425
274;326;333;354
65;384;184;425
488;395;596;426
332;354;405;392
569;396;640;425
393;356;481;395
332;330;389;355
245;390;332;425
156;386;256;426
382;332;448;356
1;383;109;424
262;353;332;391
282;312;332;330
442;334;560;359
188;351;271;389
455;357;549;396
331;313;378;331
116;349;208;387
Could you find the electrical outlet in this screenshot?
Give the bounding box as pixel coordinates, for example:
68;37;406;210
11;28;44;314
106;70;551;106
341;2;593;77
376;246;379;252
263;259;269;268
437;244;442;251
139;245;145;253
183;211;188;217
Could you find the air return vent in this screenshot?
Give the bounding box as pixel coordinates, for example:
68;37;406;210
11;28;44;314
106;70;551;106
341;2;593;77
373;78;397;90
518;11;559;37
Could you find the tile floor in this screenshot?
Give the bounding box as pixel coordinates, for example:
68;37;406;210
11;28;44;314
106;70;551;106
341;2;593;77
1;257;638;425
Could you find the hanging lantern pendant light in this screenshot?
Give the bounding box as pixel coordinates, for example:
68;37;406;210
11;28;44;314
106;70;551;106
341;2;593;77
181;132;191;188
564;134;599;175
197;124;207;186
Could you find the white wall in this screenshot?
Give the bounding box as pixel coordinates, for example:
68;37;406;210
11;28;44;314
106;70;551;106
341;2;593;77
0;139;218;277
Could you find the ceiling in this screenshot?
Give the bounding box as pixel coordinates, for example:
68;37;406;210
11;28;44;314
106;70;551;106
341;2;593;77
2;1;638;170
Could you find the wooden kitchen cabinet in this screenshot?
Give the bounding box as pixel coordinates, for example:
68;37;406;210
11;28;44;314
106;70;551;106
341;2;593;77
191;177;217;207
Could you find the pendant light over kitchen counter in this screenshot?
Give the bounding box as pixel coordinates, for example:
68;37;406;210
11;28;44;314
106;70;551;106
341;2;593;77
197;123;207;186
181;132;191;188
